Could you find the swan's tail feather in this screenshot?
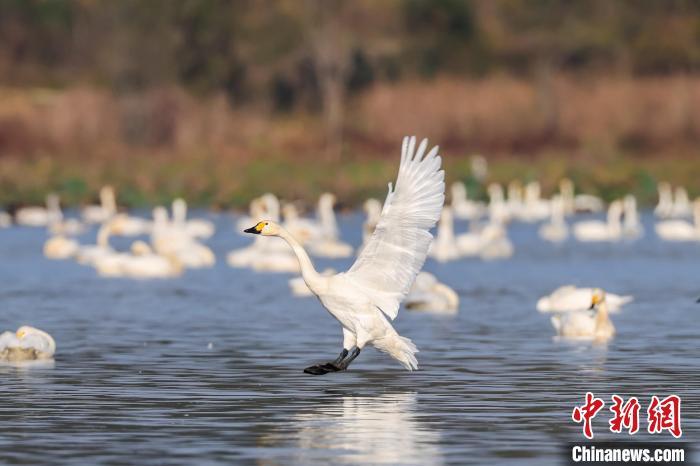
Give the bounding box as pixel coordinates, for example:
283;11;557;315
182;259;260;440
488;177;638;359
374;333;419;371
619;295;634;306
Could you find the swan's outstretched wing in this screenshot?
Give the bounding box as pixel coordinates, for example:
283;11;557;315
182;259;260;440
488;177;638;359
344;136;445;319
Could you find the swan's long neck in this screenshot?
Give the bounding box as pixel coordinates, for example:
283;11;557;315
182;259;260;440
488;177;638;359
607;203;622;235
278;228;322;289
102;188;117;215
173;200;187;226
594;301;610;332
97;224;111;249
319;200;338;239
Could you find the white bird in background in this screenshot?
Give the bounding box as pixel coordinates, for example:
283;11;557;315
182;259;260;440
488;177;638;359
0;326;56;362
405;272;459;314
172;198;215;239
16;193;62;227
360;198;382;251
151;206;215;269
96;240;183;279
671;186;692;218
550;288;615;341
539;194;568;243
655;198;700;241
307;193;353;258
82;185;117;224
76;221;116;265
282;203;317;244
655;182;673;219
487;183;510;224
519;181;550;222
429;207;461;262
537;285;633;314
622;194;643;239
109;212;151;237
478;223;514;260
243;136;444;374
573;200;623;242
451;182;484;220
44;235;80;260
559;178;604;214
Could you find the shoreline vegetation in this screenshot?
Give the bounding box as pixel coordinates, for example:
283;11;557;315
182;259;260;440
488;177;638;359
1;75;700;208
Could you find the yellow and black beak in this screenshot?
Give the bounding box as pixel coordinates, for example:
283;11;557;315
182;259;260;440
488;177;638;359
244;222;264;234
589;294;600;310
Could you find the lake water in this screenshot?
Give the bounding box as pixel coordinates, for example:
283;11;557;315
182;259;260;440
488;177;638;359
0;212;697;465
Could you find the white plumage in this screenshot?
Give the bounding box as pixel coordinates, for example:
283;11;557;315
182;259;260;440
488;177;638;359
245;136;444;373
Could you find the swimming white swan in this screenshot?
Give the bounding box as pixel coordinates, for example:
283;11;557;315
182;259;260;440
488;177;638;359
96;240;183;279
519;181;550;222
76;221;116;265
109;213;151;237
487;183;510;224
16;193;62;227
282;203;317;244
506;180;524;219
671;186;692;218
308;193;353;258
428;207;461;262
559;178;604;214
451;182;484;220
537;285;633;314
456;221;513;260
573;200;623;242
550;288;615;341
538;194;568;243
405;272;459;313
654;182;673;218
82;185;117;224
172;198;215;239
44;235;80;260
243;136;444;374
0;326;56;361
655;198;700;241
622;194;643;239
151;207;215;269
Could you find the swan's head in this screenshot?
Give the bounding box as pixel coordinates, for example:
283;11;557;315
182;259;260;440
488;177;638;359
589;289;606;310
244;220;281;236
16;325;41;339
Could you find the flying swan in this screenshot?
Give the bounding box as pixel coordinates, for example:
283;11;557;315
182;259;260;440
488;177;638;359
244;136;444;374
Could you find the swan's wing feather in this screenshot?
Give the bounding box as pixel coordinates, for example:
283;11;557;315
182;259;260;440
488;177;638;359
344;136;445;319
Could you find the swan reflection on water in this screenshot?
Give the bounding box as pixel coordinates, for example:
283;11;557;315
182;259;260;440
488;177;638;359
273;392;443;465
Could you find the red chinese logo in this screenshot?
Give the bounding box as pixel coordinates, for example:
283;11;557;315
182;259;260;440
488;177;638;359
572;393;682;439
572;392;605;439
647;395;682;438
609;395;640;434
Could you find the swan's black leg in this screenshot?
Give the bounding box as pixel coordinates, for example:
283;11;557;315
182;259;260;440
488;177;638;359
337;348;361;370
318;347;362;373
304;349;349;375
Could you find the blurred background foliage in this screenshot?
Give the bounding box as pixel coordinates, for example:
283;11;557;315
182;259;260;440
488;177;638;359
0;0;699;207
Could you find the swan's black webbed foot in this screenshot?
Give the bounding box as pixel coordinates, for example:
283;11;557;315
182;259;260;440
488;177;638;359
304;349;355;375
303;364;331;375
